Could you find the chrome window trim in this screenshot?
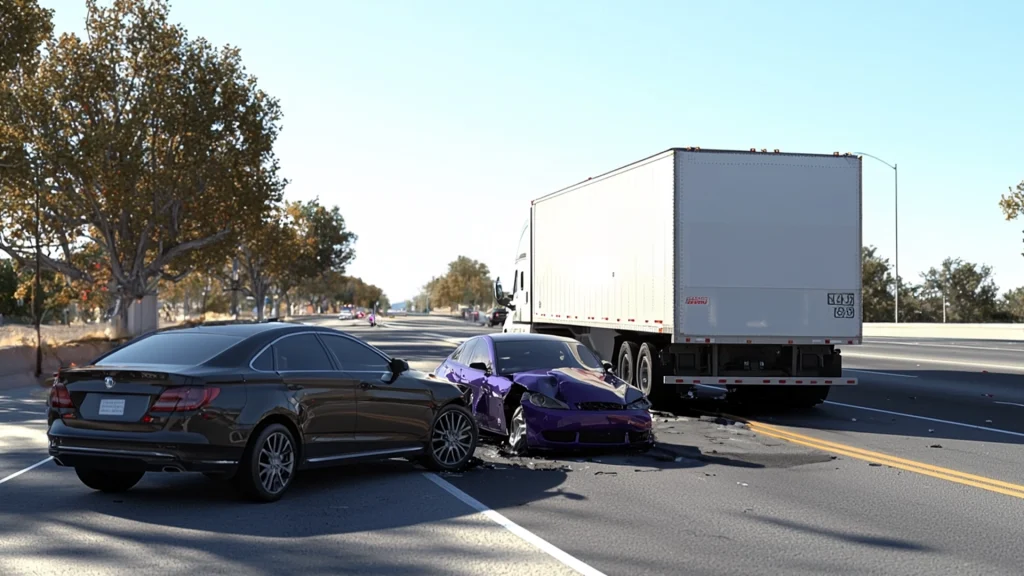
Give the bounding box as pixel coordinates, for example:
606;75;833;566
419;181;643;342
248;330;337;373
248;329;394;373
315;332;392;372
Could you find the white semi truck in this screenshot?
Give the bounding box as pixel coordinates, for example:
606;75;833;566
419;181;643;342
494;147;862;408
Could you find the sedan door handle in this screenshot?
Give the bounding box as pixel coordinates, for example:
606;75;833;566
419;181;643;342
360;381;375;389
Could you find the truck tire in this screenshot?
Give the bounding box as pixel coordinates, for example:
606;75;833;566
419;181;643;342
636;343;657;397
617;341;640;387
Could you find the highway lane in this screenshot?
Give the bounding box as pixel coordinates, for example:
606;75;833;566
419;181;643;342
361;318;1024;575
1;316;1022;575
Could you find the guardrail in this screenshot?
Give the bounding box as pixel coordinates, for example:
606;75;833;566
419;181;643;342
864;323;1024;341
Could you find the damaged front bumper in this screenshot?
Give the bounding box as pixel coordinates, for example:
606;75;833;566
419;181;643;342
520;403;653;449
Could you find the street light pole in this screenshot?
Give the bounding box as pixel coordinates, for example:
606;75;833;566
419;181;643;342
855;152;899;323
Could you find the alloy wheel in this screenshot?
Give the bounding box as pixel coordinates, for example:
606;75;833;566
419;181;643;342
258;431;295;495
431;409;474;467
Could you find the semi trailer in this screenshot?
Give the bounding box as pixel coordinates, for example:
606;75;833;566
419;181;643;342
493;147;862;407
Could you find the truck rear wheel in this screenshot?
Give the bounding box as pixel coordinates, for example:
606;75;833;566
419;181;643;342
636;343;657;396
617;341;639;387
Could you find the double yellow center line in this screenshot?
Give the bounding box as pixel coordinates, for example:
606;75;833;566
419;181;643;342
742;419;1024;500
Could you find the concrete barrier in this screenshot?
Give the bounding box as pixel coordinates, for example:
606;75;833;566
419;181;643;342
864;323;1024;341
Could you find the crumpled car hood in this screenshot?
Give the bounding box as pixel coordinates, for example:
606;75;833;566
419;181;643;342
510;368;644;407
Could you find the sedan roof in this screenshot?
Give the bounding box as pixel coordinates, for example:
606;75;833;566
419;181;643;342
486;332;576;344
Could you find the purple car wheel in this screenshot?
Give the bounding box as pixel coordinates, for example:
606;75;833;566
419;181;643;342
508;405;529;455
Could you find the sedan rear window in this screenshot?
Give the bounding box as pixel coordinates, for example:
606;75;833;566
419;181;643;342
96;332;243;366
494;340;602;375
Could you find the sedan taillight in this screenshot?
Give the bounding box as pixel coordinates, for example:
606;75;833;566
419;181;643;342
48;380;73;409
151;387;221;412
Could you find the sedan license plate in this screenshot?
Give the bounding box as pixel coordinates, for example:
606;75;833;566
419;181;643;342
98;398;126;416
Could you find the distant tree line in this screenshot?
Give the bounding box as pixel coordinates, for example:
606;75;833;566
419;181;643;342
409;256;494;312
862;246;1024;323
0;0;387;329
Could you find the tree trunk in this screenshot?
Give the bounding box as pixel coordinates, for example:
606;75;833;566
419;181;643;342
254;284;266;321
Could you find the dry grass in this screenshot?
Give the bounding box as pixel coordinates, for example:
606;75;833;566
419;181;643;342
0;312;248;349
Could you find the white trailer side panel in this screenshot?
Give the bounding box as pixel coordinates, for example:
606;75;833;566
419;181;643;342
533;151;674;333
674;151;862;341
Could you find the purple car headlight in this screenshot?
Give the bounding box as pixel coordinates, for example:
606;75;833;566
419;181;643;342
524;391;570;410
625;397;652;411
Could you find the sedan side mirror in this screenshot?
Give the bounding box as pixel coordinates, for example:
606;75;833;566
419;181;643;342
390;358;410;375
469;361;492;375
601;360;614;373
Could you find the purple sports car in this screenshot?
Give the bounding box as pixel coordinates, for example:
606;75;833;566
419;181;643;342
435;333;654;454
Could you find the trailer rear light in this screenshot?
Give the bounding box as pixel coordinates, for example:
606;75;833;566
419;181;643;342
49;380;73;409
151;387;221;412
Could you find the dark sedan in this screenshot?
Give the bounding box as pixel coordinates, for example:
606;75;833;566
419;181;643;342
434;333;653;454
47;322;479;502
487;307;508;328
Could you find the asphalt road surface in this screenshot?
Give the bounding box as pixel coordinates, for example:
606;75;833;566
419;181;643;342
1;316;1023;575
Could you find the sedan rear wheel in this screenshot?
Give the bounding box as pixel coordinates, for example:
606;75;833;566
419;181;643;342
236;423;296;503
421;403;478;472
74;467;145;493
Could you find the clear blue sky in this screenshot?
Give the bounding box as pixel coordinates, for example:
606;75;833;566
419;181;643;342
42;0;1024;303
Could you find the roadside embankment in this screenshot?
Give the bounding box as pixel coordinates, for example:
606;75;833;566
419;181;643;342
0;340;117;390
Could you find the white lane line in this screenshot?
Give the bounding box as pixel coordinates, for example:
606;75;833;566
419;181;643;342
864;341;1024;353
693;385;1024;438
0;456;53;486
846;369;918;379
842;351;1024;373
994;401;1024;408
423;472;607;576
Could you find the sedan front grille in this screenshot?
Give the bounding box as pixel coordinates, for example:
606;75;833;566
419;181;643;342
576;402;625;411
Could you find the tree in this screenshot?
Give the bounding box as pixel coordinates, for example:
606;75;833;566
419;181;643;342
0;0;54;76
301;199;357;275
919;258;999;323
271;199;356;316
0;259;24;317
429;256;493;309
999;180;1024;243
861;246;895;322
233;207;294;321
0;0;285;334
998;287;1024;323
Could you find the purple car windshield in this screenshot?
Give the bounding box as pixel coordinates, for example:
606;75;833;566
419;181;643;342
494;340;603;375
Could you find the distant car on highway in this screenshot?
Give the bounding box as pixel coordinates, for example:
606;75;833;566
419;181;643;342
486;307;508;327
46;322;479;502
434;333;653;454
338;309;354;320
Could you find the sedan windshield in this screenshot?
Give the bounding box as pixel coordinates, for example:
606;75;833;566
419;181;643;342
494;339;603;375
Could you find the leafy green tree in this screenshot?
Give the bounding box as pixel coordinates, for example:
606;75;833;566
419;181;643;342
0;259;23;316
998;287;1024;322
919;258;999;323
430;256;493;309
861;246;894;322
0;0;285;333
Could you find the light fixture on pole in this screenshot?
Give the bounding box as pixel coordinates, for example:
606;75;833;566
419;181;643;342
854;152;898;323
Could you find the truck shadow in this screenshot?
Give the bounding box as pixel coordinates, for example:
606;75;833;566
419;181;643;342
670;370;1024;446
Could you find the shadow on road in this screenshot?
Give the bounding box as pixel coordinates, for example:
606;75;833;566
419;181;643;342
668;370;1024;446
0;459;573;574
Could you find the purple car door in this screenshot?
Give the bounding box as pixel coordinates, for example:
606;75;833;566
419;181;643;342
438;342;467;384
460;338;502;432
